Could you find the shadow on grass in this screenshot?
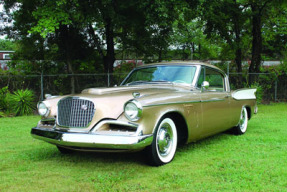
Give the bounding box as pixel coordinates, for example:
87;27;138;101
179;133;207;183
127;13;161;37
24;145;148;166
24;131;238;166
177;131;247;154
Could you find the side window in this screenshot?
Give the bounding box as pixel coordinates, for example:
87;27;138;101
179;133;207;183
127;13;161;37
205;68;225;92
197;67;225;92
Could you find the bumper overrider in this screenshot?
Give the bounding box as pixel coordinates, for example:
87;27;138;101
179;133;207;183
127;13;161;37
31;121;153;151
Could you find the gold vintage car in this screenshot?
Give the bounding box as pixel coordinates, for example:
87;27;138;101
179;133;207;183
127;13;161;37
31;62;257;166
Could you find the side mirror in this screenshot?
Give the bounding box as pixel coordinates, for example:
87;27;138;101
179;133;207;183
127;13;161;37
201;81;209;92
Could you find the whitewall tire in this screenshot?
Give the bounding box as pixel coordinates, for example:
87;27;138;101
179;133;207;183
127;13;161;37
232;107;248;135
146;117;178;166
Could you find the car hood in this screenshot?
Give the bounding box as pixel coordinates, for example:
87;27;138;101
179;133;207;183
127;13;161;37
79;85;191;119
81;85;180;96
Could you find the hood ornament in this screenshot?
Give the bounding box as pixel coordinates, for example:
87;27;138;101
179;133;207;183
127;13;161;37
132;92;141;98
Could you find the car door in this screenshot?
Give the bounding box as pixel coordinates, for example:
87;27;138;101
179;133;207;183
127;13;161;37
198;66;233;137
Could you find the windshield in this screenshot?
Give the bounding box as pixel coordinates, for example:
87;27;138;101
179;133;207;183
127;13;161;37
121;65;197;86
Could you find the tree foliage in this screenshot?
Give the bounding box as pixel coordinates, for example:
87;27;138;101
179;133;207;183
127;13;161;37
1;0;286;87
0;39;16;50
201;0;250;73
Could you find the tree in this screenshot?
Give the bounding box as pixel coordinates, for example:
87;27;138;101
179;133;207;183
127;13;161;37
262;5;287;60
201;0;249;73
248;0;270;82
172;3;201;60
172;14;221;60
3;0;286;88
245;0;286;84
4;0;186;73
0;39;16;50
138;0;184;62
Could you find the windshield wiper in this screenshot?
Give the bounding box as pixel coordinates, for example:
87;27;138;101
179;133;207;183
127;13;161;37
126;80;173;86
150;80;173;84
126;81;149;85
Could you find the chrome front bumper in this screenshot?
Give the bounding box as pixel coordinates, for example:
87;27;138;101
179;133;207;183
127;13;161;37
31;127;153;151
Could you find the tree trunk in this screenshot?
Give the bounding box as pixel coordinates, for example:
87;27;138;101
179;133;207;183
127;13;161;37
234;9;243;87
198;43;201;58
61;25;76;94
88;24;105;59
182;45;186;60
191;43;195;60
235;48;242;73
104;18;115;74
233;10;242;73
88;18;115;86
158;48;162;62
249;4;262;85
67;59;75;94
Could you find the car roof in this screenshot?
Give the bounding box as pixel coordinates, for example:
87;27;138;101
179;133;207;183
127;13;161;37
137;61;224;73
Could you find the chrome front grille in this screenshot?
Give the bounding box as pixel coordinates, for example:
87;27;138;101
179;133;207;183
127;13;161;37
57;97;95;128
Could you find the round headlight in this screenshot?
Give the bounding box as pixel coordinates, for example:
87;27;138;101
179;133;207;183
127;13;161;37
124;100;142;121
38;102;50;117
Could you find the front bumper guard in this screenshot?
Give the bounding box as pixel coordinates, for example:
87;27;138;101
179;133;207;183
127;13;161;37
31;127;153;151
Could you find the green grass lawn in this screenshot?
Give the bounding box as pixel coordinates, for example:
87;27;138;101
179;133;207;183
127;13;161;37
1;103;287;192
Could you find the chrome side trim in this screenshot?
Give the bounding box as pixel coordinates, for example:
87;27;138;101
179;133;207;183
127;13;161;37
31;127;153;150
200;98;225;103
143;100;201;107
143;98;224;107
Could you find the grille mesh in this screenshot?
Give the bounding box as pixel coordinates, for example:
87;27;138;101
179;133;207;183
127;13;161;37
57;97;95;127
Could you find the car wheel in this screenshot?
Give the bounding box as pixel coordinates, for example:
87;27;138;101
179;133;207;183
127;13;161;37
146;117;178;166
232;107;248;135
57;146;74;154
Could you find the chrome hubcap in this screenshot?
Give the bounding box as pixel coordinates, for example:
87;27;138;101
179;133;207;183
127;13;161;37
157;123;173;157
239;108;247;132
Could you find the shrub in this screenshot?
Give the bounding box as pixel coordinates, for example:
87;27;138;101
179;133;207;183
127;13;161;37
0;111;6;117
250;82;263;104
0;86;9;111
6;89;35;116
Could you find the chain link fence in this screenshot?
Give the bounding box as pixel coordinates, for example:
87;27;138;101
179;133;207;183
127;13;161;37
0;72;286;102
0;73;129;100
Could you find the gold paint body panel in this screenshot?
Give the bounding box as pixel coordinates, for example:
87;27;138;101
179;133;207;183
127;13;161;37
33;62;257;150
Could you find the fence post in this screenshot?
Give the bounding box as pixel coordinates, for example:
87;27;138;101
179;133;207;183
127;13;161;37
275;80;277;102
41;71;44;101
108;72;110;87
227;62;229;77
